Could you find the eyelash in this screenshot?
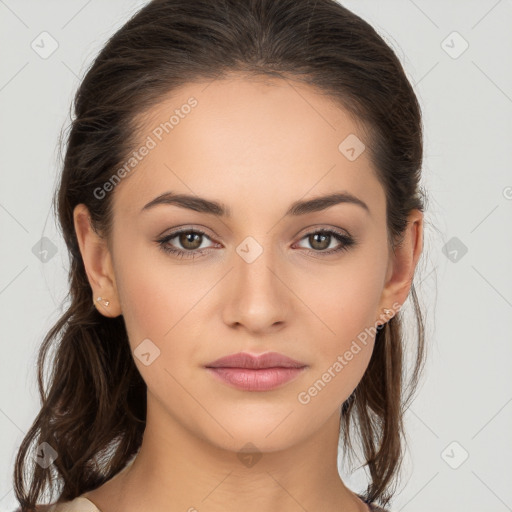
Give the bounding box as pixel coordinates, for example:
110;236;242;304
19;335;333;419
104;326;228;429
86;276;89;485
156;227;356;260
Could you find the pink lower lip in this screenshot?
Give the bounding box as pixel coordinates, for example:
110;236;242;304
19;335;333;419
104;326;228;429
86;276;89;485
205;367;307;391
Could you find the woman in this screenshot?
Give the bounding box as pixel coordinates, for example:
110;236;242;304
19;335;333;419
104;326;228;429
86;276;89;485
13;0;427;511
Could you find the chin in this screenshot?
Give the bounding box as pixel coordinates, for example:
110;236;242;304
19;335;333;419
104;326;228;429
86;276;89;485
196;413;316;454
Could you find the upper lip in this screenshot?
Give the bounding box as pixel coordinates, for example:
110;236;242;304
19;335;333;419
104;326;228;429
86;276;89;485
205;351;307;369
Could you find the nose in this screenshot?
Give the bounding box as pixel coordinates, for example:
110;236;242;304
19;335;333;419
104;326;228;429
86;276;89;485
221;241;292;335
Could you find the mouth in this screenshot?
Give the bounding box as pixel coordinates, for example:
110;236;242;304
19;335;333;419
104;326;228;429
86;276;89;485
204;352;308;391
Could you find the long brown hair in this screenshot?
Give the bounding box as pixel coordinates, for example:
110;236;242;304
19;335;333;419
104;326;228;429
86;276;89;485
13;0;427;509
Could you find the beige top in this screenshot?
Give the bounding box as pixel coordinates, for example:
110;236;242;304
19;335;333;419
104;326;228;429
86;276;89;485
47;497;101;512
45;456;136;512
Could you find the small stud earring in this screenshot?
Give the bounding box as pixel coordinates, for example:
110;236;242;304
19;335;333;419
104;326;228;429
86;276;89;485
376;308;394;331
95;296;110;307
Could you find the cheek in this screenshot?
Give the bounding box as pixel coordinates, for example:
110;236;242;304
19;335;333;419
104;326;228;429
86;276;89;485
295;242;388;344
114;254;209;416
291;245;387;399
113;241;216;386
113;231;204;338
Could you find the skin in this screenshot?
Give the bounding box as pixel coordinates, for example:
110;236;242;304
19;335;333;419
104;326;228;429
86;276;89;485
73;74;423;512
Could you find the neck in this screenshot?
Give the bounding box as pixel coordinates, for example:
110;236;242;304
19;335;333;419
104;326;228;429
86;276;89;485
91;392;368;512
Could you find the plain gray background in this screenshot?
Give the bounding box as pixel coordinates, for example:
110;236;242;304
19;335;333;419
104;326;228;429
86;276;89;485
1;1;511;511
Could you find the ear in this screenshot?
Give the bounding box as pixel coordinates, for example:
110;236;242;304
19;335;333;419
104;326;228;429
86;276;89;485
376;209;424;324
73;204;122;318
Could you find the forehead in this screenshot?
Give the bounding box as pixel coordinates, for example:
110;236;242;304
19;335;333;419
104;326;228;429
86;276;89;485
111;75;384;220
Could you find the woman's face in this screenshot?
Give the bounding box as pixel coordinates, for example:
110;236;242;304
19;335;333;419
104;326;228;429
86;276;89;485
96;75;407;453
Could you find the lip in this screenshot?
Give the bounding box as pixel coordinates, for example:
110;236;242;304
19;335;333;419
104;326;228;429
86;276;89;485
205;351;307;369
204;352;308;392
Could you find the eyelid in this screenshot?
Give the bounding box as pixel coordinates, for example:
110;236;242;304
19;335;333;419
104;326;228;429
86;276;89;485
157;224;356;260
160;227;218;248
158;224;351;244
157;223;218;239
294;224;351;239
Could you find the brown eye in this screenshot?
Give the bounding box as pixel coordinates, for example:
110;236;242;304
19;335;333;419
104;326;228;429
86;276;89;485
295;229;356;256
308;232;331;251
178;232;203;250
157;228;216;259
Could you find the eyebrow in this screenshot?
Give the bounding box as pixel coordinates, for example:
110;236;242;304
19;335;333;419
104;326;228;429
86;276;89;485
140;191;370;217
